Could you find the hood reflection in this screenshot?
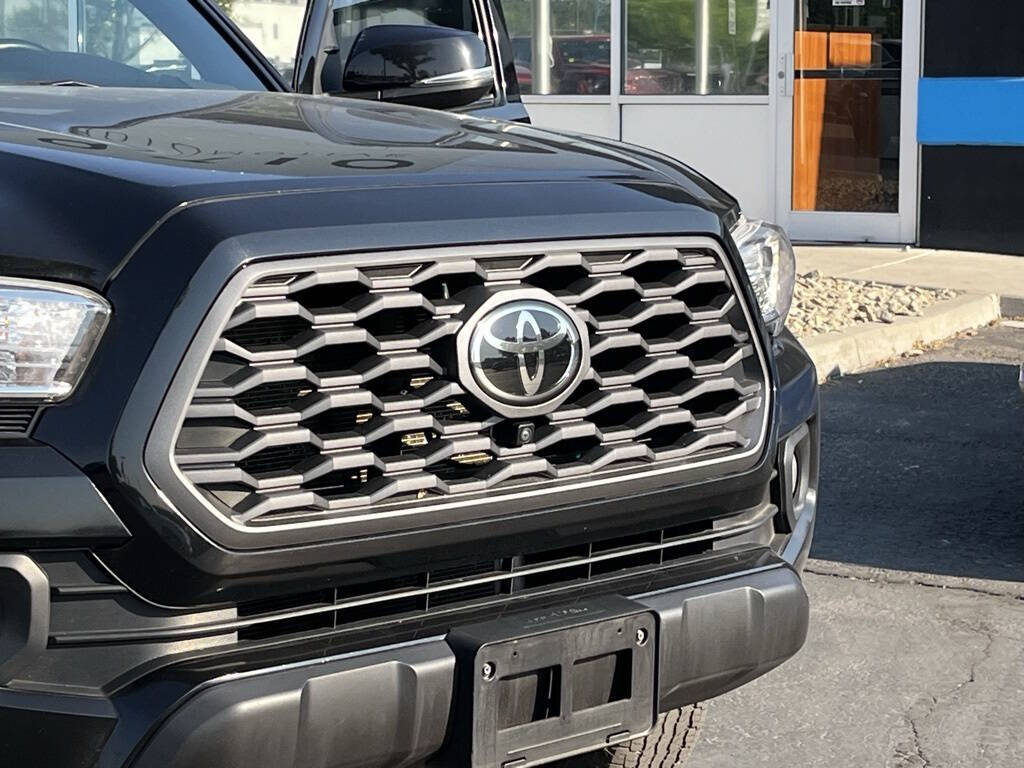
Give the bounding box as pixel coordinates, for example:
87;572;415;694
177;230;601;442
0;89;667;180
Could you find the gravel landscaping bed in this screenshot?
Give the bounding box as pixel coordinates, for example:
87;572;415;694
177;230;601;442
788;273;957;338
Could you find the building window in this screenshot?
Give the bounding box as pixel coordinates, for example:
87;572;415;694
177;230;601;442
218;0;307;81
502;0;612;95
624;0;770;94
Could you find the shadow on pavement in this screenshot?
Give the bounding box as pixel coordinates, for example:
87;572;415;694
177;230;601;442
810;360;1024;583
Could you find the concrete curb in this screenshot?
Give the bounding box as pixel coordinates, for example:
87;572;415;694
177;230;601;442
799;292;1001;379
806;558;1024;600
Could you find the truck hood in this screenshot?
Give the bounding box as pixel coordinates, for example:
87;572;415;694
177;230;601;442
0;88;736;290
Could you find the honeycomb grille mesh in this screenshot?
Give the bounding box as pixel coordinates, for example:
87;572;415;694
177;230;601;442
173;242;768;528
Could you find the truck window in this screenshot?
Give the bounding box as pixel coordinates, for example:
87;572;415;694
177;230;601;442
0;0;264;89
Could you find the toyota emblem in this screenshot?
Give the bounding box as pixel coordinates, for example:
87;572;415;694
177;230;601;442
457;292;590;418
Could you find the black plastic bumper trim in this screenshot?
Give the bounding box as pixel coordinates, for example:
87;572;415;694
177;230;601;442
637;566;809;710
129;639;455;768
0;444;130;545
0;554;50;684
124;560;809;768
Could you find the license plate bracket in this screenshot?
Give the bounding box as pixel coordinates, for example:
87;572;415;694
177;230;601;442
446;596;657;768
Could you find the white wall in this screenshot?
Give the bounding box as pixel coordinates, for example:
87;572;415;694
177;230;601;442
621;103;774;220
524;101;774;220
522;101;618;140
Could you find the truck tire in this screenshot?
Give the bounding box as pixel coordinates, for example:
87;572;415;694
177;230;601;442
557;704;706;768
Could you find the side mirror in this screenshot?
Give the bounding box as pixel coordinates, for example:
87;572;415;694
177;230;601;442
341;25;493;110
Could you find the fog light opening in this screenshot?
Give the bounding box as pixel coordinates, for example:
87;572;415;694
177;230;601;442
775;422;813;535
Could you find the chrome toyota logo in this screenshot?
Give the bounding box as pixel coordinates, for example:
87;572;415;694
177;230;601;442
457;292;590;418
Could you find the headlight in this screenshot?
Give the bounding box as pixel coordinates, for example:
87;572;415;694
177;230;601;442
0;279;110;402
729;215;796;336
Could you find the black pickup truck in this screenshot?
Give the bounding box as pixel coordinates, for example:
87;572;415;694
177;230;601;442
0;2;819;767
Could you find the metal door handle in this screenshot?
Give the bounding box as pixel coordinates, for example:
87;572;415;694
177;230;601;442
779;53;794;97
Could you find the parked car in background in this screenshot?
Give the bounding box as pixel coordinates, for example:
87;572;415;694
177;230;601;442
511;34;686;95
0;1;819;767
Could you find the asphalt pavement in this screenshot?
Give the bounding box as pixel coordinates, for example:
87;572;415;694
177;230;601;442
693;323;1024;767
813;323;1024;583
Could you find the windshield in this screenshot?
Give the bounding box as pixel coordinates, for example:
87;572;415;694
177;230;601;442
0;0;264;89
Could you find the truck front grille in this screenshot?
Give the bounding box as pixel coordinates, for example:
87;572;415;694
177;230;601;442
168;238;769;533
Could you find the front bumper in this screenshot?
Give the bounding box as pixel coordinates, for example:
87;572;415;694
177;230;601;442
127;511;814;768
0;503;814;768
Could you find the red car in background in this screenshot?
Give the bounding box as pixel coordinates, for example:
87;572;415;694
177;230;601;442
512;35;685;95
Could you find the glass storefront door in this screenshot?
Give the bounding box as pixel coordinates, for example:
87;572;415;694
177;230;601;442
776;0;920;242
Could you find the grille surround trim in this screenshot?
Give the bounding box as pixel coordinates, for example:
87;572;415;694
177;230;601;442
146;237;773;545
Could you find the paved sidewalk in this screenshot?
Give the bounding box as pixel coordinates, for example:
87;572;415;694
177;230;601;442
795;246;1024;310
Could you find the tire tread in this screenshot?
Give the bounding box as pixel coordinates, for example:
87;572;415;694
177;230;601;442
554;704;706;768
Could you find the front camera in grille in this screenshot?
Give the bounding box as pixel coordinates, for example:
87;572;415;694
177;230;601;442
166;239;769;533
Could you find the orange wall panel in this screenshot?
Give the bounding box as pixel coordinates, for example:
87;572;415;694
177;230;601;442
795;30;828;70
829;31;873;67
793;31;828;211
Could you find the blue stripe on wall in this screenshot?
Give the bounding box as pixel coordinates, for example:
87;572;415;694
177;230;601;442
919;77;1024;146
